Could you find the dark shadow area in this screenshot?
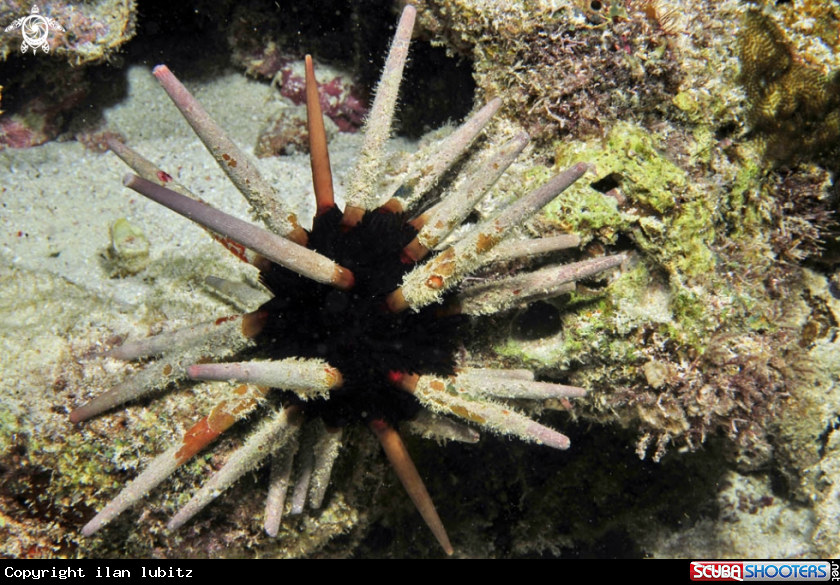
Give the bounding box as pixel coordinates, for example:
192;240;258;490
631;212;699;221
353;420;727;558
512;301;563;340
0;0;476;149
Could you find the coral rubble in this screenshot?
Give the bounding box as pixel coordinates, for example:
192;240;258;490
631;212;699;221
0;0;136;65
413;0;682;141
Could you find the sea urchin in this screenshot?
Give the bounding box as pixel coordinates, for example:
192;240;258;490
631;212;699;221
71;5;624;555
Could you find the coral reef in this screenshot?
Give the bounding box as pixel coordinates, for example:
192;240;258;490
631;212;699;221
255;108;313;158
412;3;840;555
813;425;840;557
3;0;840;560
738;9;840;163
225;1;476;138
774;0;840;66
649;470;817;558
0;1;135;150
765;164;836;263
248;57;367;134
252;61;359;158
0;0;136;66
413;0;682;141
0;66;89;149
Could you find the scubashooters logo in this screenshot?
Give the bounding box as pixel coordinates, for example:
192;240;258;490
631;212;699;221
692;563;745;581
4;5;65;54
691;561;836;582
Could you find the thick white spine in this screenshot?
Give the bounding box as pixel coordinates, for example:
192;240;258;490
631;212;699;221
345;6;416;210
168;409;300;531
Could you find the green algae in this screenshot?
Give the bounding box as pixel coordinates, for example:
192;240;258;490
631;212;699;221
496;120;758;398
553;121;685;214
547;121;716;281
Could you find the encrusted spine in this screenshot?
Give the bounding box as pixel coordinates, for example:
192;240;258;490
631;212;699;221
167;408;302;531
152;65;307;243
344;6;416;215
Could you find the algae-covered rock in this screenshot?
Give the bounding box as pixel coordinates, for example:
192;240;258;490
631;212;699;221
430;0;840;485
414;0;683;142
649;470;819;558
0;1;136;65
0;258;369;558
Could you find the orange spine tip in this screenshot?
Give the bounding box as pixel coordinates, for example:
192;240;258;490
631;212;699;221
286;225;310;247
388;371;420;392
401;237;429;263
339;205;365;231
332;266;356;291
370;420;453;556
407;213;429;231
241;311;268;339
377;198;404;214
305;55;336;217
386;288;409;313
325;367;344;388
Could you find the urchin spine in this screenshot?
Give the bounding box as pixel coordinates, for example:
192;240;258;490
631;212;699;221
204;276;271;310
391;97;502;210
393;372;574;450
70;316;254;423
405;410;481;444
264;433;299;537
288;424;317;515
123;174;355;290
371;419;453;556
403;132;530;262
108;138;264;266
458;254;627;315
477;234;582;267
304;55;336;216
187;359;343;399
344;5;416;214
390;162;590;311
152;65;307;243
168;408;303;531
453;370;586;400
81;442;186;537
101;318;236;361
306;423;343;509
80;384;268;536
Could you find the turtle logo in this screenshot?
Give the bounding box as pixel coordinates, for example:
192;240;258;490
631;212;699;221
4;5;65;54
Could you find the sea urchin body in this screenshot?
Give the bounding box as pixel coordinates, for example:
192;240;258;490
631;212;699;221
71;6;624;555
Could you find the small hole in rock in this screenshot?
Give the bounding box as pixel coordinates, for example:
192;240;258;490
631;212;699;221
513;301;562;340
591;172;622;194
715;122;738;140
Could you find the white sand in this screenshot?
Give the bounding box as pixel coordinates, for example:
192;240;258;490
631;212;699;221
0;64;393;311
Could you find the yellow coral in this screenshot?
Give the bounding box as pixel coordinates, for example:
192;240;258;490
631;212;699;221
778;0;840;51
738;10;840;161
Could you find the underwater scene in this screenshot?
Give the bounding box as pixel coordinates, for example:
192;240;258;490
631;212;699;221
1;0;839;559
